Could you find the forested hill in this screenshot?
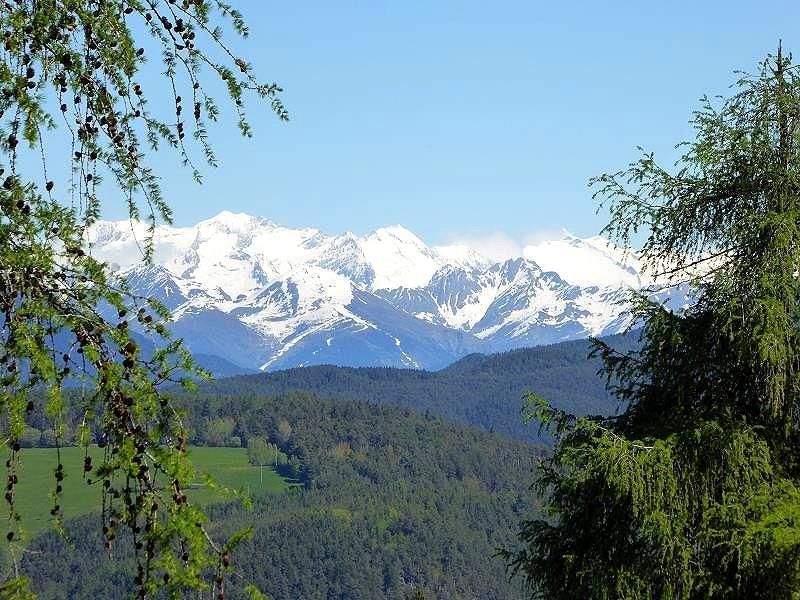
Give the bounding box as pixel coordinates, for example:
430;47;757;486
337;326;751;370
197;333;637;442
25;392;542;599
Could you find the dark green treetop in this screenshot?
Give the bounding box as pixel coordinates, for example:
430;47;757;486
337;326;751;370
507;46;800;599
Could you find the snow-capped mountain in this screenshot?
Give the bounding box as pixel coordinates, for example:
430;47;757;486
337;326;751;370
86;211;689;373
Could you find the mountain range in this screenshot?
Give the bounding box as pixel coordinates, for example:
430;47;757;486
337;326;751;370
86;211;688;373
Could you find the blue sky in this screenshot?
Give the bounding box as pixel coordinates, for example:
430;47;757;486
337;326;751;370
129;1;798;257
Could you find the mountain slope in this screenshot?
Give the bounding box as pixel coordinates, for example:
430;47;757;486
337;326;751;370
87;212;681;372
197;333;637;442
24;393;539;599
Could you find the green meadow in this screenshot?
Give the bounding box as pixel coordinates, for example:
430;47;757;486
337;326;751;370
1;446;293;543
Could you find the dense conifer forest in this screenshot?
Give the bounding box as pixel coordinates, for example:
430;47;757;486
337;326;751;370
1;331;637;597
1;336;632;596
193;333;634;443
20;392;543;598
14;334;632;450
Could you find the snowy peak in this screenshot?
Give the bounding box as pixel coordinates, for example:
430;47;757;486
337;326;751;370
86;212;678;373
196;210;276;233
315;234;376;287
367;224;425;244
522;232;640;288
433;243;491;272
123;264;187;311
359;225;442;289
495;257;543;285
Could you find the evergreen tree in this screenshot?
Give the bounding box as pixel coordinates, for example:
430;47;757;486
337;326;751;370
0;1;285;597
508;46;800;599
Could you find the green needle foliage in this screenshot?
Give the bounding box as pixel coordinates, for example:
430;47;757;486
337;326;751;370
507;46;800;599
0;1;286;598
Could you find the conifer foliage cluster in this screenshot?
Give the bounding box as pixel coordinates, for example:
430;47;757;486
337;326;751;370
0;1;285;597
508;47;800;599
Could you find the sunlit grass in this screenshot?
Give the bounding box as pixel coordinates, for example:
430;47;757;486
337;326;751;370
2;446;293;543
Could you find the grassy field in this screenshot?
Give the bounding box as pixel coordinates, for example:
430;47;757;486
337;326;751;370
3;446;293;543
